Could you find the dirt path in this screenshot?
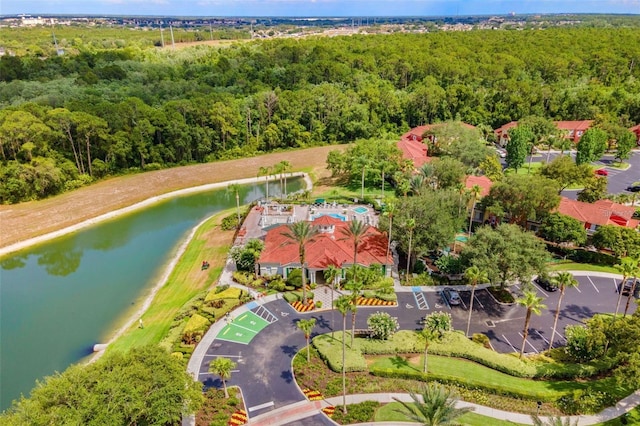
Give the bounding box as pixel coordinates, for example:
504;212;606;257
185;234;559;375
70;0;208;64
0;146;340;252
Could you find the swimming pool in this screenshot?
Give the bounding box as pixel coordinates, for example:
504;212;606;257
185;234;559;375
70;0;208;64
353;206;368;214
313;213;347;221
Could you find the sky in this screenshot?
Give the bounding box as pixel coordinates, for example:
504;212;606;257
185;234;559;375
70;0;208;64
2;0;639;17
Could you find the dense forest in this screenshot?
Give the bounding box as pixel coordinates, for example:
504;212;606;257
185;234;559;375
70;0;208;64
1;26;640;203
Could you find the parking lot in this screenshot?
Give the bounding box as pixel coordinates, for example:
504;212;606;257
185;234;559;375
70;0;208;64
404;274;637;355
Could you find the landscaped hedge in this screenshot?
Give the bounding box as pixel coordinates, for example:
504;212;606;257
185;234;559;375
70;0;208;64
356;330;423;355
369;367;557;403
312;333;367;372
283;291;314;303
183;313;210;334
205;286;242;302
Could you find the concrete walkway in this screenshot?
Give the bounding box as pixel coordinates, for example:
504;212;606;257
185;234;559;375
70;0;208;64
243;390;640;425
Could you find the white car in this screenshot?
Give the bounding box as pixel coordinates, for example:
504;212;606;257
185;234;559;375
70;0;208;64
443;288;461;305
494;147;507;158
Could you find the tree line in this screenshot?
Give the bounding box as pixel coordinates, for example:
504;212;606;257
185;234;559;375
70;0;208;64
2;27;640;203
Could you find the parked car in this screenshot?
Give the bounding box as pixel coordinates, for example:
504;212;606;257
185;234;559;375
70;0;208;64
442;287;461;305
535;275;558;292
618;278;640;299
595;168;608;176
626;185;640;193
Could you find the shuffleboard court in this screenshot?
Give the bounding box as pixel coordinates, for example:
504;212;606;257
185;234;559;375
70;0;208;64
215;311;274;344
234;311;270;330
216;324;259;344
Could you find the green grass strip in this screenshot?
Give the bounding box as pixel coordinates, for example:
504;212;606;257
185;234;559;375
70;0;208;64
374;402;525;425
547;262;620;274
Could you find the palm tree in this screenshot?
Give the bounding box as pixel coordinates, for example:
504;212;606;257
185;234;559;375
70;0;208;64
405;218;416;284
324;265;341;338
464;266;488;338
340;219;369;283
209;357;236;398
335;295;353;414
383;201;397;263
614;259;637;319
226;183;241;227
279;160;292;199
258;165;272;200
346;280;363;347
356;155;370;199
297;318;317;363
422;311;451;373
467;184;482;240
623;261;639;317
548;272;579;351
281;221;319;304
393;383;473;426
517;291;547;359
272;161;284;196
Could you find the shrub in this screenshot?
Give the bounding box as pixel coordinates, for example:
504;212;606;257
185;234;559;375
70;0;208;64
214;284;230;294
356;330;423;355
564;324;606;362
367;312;400;340
267;279;286;292
472;333;491;349
312;333;367;372
221;214;239;231
412;273;436;286
206;286;242;302
557;389;617;415
330;401;380;424
183;313;210;334
232;271;255;286
362;290;376;299
286;269;303;288
283;292;298;303
374;291;397;302
315;301;323;309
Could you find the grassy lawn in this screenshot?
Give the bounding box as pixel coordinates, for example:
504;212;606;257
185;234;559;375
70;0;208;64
107;208;236;353
504;161;543;176
547;262;619;274
374;402;525;425
370;355;625;401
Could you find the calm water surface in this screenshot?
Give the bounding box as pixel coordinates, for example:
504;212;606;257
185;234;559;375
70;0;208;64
0;179;302;411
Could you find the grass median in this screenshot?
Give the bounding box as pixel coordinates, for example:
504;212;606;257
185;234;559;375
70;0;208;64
107;207;235;353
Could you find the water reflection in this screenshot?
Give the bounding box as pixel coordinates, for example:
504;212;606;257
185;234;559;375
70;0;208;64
0;178;303;411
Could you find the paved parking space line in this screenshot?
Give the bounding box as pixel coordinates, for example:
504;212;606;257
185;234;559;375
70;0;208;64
587;276;600;293
248;401;275;412
412;291;429;310
572;284;582;293
612;278;619;292
534;329;550;345
518;332;539;353
473;293;484;309
501;334;518;353
439;291;451;310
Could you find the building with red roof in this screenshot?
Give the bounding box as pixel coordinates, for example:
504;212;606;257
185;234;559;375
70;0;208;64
465;175;493;198
630;124;640;145
398;122;477;169
495;120;593;146
556;197;639;233
257;215;393;283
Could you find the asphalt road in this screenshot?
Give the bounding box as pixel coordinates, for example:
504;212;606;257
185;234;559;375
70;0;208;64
196;275;637;421
502;149;640;200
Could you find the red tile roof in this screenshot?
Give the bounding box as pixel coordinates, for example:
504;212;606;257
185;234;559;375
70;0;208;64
401;123;477;142
258;218;392;269
465;175;493;198
494;121;518;136
630;124;640;141
556;197;639;229
397;138;432;168
554;120;593;131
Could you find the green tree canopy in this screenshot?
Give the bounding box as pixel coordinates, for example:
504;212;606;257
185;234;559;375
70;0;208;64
538;213;587;246
461;224;548;287
1;346;203;425
575;128;608;165
505;126;534;172
485;174;560;227
539;155;592;193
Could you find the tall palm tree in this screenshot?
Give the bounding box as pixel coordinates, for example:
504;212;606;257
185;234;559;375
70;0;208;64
347;280;363;347
548;272;579;351
623;260;639;317
467;184;482;240
226;183;241;227
279;160;292;198
405;218;416;284
422;311;451;373
209;357;236;398
281;221;319;304
340;219;369;283
335;295;353;414
517;291;547;359
272;161;284;196
614;259;637;319
464;266;488;338
324;265;341;338
297;318;317;362
258;165;272;200
383;201;397;263
393;383;473;426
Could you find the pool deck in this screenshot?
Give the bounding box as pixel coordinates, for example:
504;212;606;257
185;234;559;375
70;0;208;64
235;202;379;245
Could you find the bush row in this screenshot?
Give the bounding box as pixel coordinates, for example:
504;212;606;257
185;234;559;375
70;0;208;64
283;291;315;303
312;333;367;372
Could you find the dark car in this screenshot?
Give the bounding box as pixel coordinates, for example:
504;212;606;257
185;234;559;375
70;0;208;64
535;275;558;292
626;185;640;193
618;278;640;299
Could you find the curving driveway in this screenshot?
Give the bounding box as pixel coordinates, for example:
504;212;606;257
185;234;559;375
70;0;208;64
187;272;637;424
